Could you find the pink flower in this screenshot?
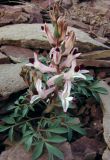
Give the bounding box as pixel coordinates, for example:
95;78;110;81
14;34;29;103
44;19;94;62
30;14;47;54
49;47;61;65
26;52;57;73
57;16;67;42
64;60;89;80
44;24;57;46
62;31;76;56
60;48;81;68
30;79;55;104
42;16;67;46
59;81;73;112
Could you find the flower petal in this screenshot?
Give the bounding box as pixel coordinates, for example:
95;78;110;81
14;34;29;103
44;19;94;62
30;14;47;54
62;31;76;56
44;23;56;45
63;100;69;112
25;63;34;67
34;52;57;73
73;72;87;80
66;96;73;101
35;79;42;94
80;69;89;74
44;86;55;98
30;95;40;104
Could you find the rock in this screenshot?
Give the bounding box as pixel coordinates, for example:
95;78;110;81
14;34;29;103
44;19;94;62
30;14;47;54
99;81;110;160
0;3;42;27
71;136;103;160
102;148;110;160
0;52;10;64
77;59;110;67
0;23;109;52
0;45;33;62
0;145;31;160
67;19;89;32
0;63;27;99
0;143;72;160
80;50;110;60
32;0;54;9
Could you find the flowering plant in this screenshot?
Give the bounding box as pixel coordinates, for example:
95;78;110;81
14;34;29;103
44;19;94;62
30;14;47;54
0;3;108;160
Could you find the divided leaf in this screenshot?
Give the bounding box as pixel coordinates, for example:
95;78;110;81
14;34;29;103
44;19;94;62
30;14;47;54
32;142;44;160
45;143;64;160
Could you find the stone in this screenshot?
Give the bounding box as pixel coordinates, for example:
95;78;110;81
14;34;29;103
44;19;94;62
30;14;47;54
0;24;109;52
0;45;34;62
77;59;110;67
71;136;103;160
0;63;27;99
67;19;89;32
102;148;110;160
99;81;110;160
0;52;10;64
0;145;31;160
0;3;42;27
0;143;72;160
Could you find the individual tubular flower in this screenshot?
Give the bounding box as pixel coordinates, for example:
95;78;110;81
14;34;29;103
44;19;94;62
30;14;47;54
30;79;55;104
43;24;57;46
49;3;60;23
62;31;76;56
57;16;67;42
64;60;89;81
60;48;81;68
49;47;62;65
58;80;73;112
26;52;57;73
42;16;67;46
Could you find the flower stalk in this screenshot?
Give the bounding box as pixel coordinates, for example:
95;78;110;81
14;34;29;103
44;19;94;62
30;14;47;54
24;3;89;113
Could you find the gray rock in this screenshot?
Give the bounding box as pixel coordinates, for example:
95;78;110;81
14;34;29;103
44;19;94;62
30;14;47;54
0;45;33;62
0;52;10;64
0;63;27;99
0;24;109;52
0;4;42;27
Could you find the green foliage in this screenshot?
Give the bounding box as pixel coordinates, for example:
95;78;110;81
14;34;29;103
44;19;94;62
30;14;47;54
0;94;88;159
73;76;108;103
0;76;107;160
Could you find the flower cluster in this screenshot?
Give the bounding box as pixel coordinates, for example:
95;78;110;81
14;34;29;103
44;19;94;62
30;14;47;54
26;4;89;112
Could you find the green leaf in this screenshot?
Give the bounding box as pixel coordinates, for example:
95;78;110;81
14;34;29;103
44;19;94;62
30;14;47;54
8;127;14;142
22;107;28;117
24;136;33;151
81;88;89;97
85;74;93;81
2;116;15;124
54;75;63;87
92;87;108;94
22;124;27;134
91;91;100;102
46;135;67;143
45;143;64;160
47;127;68;134
67;118;80;125
23;130;33;137
32;142;44;160
7;105;16;110
0;125;10;132
70;125;86;135
67;128;73;142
